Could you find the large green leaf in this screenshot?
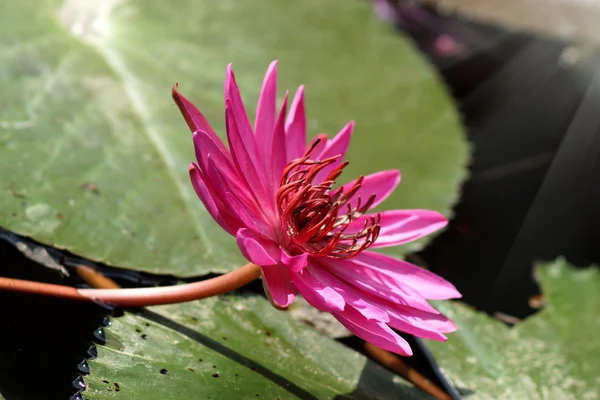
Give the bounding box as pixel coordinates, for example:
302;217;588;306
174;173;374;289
427;259;600;399
83;293;431;399
0;0;467;276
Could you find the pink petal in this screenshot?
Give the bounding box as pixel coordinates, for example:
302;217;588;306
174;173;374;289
193;131;254;207
308;263;389;322
270;92;289;193
370;209;448;248
172;85;228;154
235;228;280;266
291;268;345;313
188;163;235;235
385;309;448;341
226;101;272;211
224;192;259;232
285;86;306;161
339;170;400;211
255;61;278;165
322;256;442;314
391;306;457;334
224;65;253;148
333;307;413;356
313;121;354;183
205;155;271;237
280;249;308;272
351;251;461;300
262;264;297;308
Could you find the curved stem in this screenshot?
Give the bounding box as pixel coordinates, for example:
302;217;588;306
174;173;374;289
0;263;261;308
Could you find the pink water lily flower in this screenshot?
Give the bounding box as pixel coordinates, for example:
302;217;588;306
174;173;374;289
172;61;460;356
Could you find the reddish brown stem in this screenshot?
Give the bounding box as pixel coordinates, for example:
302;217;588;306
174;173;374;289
75;264;121;289
0;263;261;308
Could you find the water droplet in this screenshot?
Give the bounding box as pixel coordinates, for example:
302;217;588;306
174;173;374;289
72;376;87;391
93;327;106;343
160;369;168;375
69;393;84;400
101;316;111;327
77;360;90;375
87;345;98;359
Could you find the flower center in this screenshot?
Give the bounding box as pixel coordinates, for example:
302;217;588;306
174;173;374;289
276;139;380;259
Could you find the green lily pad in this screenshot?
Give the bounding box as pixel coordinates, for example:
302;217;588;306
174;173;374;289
427;259;600;399
0;0;467;276
83;293;431;399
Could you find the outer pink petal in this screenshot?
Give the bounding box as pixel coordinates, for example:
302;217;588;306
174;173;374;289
224;65;254;149
313;121;354;183
262;264;297;308
346;209;447;248
235;228;280;266
285;86;306;161
255;61;278;165
339;170;400;211
205;155;271;237
226;102;272;213
371;209;447;248
391;306;457;334
308;263;389;322
333;307;413;356
188;163;235;235
193;131;253;206
172;85;227;154
280;249;308;272
351;251;461;300
322;257;441;314
291;268;345;313
270;92;289;193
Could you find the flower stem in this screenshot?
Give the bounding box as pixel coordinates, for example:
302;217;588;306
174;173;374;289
0;263;261;308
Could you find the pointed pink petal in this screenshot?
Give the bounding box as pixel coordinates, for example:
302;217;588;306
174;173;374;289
285;86;306;161
351;251;461;300
261;264;297;308
280;249;308;272
339;170;400;211
192;130;233;175
385;309;448;341
374;209;447;248
291;268;345;313
333;307;413;356
235;228;280;266
204;155;273;237
224;65;253;146
255;61;278;165
308;263;389;322
347;209;447;248
188;163;234;235
322;257;441;314
391;306;457;334
226;101;272;212
172;85;228;154
313;121;354;183
270;92;289;193
193;131;254;207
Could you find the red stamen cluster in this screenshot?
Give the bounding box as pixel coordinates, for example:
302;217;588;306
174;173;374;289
276;140;380;259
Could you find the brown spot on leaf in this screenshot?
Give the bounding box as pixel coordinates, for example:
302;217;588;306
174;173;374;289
81;182;100;195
